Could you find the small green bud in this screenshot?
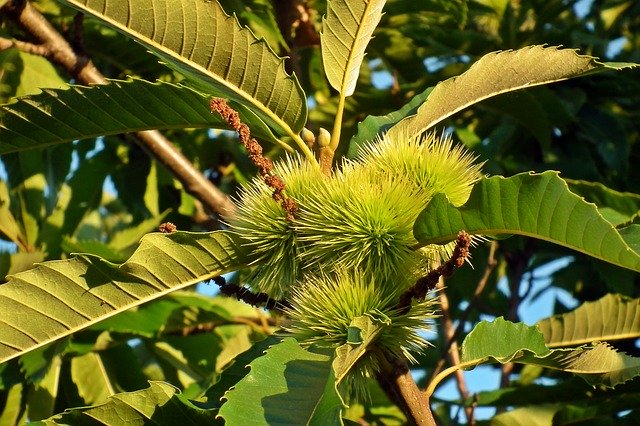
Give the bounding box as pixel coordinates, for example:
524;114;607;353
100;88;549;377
301;128;315;147
317;127;331;147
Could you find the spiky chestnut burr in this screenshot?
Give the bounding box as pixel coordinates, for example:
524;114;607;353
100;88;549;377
294;164;429;291
356;130;483;206
284;271;438;399
228;156;325;299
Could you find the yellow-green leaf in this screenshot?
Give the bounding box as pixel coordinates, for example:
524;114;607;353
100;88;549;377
387;46;638;140
57;0;307;141
321;0;386;97
0;231;248;364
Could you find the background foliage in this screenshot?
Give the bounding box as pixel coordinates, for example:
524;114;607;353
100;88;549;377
1;0;639;424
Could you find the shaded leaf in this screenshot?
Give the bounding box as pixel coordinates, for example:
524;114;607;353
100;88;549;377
0;180;21;246
71;352;114;405
321;0;386;97
202;335;281;410
92;292;235;338
0;230;248;364
218;337;345;425
36;381;214;425
58;0;307;141
26;355;61;421
347;87;432;158
414;171;640;273
537;294;640;348
0;251;46;279
0;78;278;155
566;179;640;226
388;46;637;139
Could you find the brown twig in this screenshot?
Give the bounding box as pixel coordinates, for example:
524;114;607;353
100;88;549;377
163;315;280;337
212;276;291;312
397;231;471;313
1;0;236;220
426;241;499;386
210;97;298;221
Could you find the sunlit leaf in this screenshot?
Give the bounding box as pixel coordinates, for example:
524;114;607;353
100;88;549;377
537;294;640;348
566;179;640;227
321;0;386;97
414;171;640;273
218;337;345;425
0;78;278;155
460;318;640;388
57;0;307;141
491;405;561;426
0;231;248;364
348;46;638;152
71;352;114;405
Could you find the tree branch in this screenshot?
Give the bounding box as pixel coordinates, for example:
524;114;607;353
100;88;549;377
1;0;236;220
376;353;436;426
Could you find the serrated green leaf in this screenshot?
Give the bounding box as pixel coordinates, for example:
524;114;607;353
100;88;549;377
0;78;279;155
414;171;640;273
383;46;637;140
459;318;640;389
0;230;248;364
36;381;214;425
321;0;386;97
202;335;281;409
555;343;640;388
461;317;550;364
537;294;640;348
218;337;345;425
57;0;307;142
566;179;640;227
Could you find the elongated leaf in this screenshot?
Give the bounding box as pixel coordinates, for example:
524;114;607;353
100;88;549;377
218;337;345;425
321;0;386;97
0;78;279;155
387;46;637;139
36;381;214;425
566;179;640;227
71;352;114;405
461;318;640;388
57;0;307;140
414;171;640;273
0;230;248;364
537;294;640;348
